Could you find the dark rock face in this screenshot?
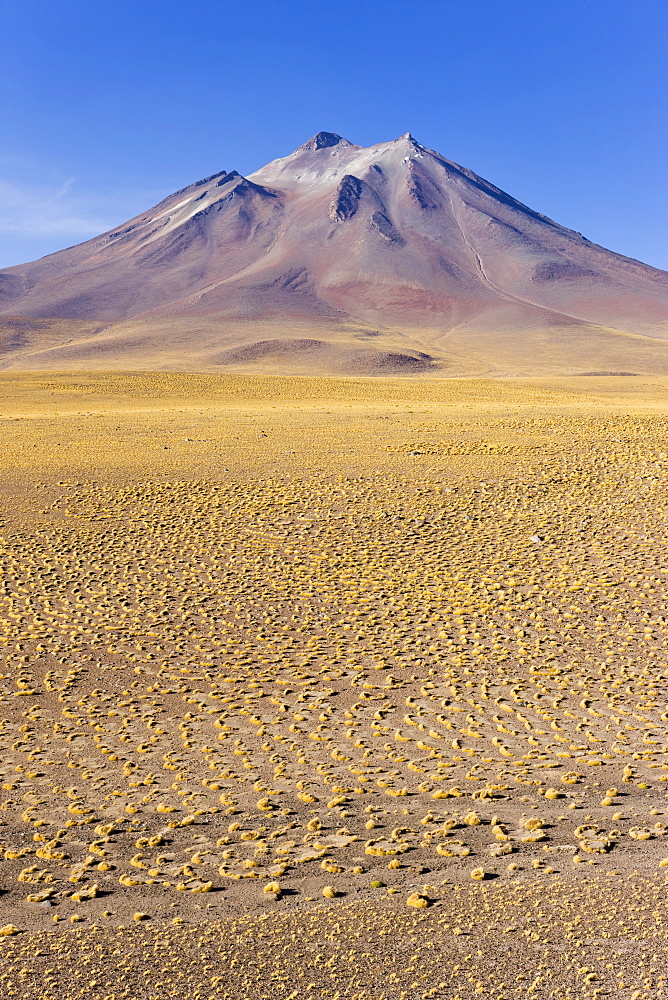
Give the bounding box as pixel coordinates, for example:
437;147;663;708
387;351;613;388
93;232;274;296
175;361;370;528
300;131;344;152
330;175;363;222
531;261;597;282
370;212;403;244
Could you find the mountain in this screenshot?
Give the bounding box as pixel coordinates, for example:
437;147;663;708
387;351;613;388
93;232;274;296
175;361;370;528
2;131;668;375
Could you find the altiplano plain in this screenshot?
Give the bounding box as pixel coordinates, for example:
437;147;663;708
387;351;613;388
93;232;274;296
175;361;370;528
2;372;668;997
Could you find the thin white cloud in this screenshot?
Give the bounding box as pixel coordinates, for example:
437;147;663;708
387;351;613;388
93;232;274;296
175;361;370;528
0;174;113;239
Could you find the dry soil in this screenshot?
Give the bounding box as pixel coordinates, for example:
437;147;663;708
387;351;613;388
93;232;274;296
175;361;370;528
1;372;668;999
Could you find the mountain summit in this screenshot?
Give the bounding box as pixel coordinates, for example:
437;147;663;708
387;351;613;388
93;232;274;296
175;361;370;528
2;133;668;374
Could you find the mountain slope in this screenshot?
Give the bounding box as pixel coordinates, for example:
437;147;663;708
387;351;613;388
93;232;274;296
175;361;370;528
1;131;668;374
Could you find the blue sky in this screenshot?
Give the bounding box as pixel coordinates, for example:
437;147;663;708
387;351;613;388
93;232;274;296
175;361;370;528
1;0;666;269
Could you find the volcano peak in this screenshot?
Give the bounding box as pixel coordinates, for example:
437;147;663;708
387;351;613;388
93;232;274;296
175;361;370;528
299;131;347;152
1;131;667;375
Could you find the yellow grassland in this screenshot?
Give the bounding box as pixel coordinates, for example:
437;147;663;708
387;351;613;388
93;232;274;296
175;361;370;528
1;372;668;998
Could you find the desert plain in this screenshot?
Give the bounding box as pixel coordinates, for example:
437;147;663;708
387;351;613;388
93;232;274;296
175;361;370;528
1;371;668;998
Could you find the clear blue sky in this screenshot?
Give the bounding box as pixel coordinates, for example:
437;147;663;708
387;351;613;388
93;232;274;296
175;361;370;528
1;0;666;269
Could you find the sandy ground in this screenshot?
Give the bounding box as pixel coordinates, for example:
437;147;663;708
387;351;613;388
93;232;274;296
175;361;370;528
1;372;668;998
